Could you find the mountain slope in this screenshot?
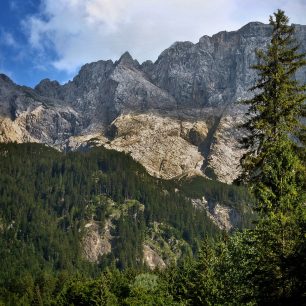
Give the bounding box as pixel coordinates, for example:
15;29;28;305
1;22;306;182
0;143;253;280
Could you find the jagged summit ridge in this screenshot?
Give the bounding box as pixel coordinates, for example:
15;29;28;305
1;22;306;182
116;51;140;68
0;74;14;84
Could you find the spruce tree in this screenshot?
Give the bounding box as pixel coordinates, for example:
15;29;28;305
239;9;306;214
240;9;306;197
237;9;306;304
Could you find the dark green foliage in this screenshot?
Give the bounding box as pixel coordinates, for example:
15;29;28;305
235;9;306;304
167;239;222;305
54;268;180;306
55;275;118;305
0;141;255;305
124;273;179;305
112;201;145;270
176;176;255;230
1;142;238;304
239;9;306;190
177;176;251;207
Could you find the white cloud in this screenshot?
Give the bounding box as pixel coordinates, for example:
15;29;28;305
0;30;18;48
24;0;306;75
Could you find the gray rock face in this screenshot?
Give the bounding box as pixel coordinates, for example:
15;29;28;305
147;23;271;110
0;74;83;144
1;22;306;182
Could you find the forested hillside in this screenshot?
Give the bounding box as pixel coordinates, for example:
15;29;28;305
0;142;252;305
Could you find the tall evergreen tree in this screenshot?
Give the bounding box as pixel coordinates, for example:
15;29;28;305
239;9;306;194
237;9;306;304
238;9;306;213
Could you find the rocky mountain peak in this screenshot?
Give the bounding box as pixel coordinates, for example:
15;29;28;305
198;35;211;45
1;22;306;183
0;74;14;87
237;21;272;37
141;60;154;74
238;21;265;30
73;59;115;86
116;51;140;68
35;78;61;99
157;41;195;60
36;78;60;87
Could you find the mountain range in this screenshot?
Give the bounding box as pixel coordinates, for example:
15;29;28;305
1;21;306;183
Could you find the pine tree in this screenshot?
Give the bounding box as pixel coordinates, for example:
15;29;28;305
237;10;306;304
240;8;306;177
239;8;306;243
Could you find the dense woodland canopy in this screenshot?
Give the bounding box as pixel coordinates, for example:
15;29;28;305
0;142;251;305
0;9;305;306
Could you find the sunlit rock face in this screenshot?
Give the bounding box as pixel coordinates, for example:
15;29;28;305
1;23;306;182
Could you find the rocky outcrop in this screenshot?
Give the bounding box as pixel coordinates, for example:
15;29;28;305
0;103;82;145
81;198;145;263
82;220;112;262
191;196;242;231
1;22;305;182
143;245;166;270
0;117;35;143
105;113;206;179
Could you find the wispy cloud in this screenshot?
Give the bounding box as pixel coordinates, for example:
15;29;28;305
23;0;306;76
9;1;18;11
0;30;18;48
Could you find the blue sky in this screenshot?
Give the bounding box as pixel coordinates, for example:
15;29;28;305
1;0;306;88
0;0;63;87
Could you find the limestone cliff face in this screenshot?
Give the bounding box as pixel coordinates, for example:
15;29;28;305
105;114;206;179
1;22;306;182
204;105;248;183
66;113;207;179
147;22;274;110
0;74;83;145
